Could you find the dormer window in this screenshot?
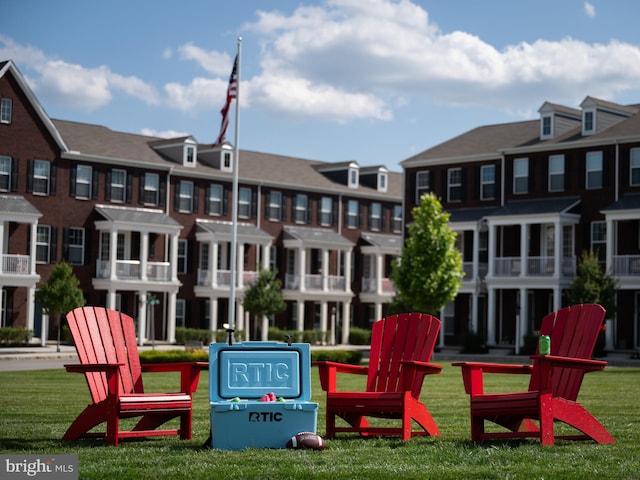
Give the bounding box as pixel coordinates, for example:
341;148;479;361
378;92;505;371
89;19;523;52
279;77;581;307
541;115;552;139
348;167;359;188
184;144;196;167
222;151;232;172
378;173;387;192
583;110;595;135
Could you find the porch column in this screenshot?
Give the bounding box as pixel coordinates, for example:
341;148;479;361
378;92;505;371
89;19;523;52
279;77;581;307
26;287;35;341
262;243;271;270
471;227;480;333
376;252;384;294
170;233;179;282
29;223;38;275
140;231;149;281
344;249;352;292
341;301;350;344
320;301;328;344
554;220;562;277
109;229;118;280
210;241;218;287
515;288;527;354
375;302;383;323
138;291;147;346
296;300;305;332
520;224;527;277
167;290;177;343
322;248;329;291
487;287;497;345
605;217;615;273
209;297;219;333
237;243;245;288
298;247;306;292
106;290;117;310
487;223;496;276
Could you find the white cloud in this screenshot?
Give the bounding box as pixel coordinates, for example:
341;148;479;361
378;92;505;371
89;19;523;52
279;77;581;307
177;43;234;76
584;2;596;18
140;128;191;138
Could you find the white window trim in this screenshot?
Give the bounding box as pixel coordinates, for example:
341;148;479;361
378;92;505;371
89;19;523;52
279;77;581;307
541;114;553;139
348;167;359;188
447;167;462;203
0;155;11;192
178;181;194;212
480;165;495;201
630;148;640;187
586;151;603;189
583;109;596;135
378;173;388;192
0;98;12;124
67;227;85;265
513;158;529;195
209;184;223;216
416;171;430;203
143;172;159;206
548;155;565;192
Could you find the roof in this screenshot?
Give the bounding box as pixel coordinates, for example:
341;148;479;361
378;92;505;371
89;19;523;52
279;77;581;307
0;195;42;219
487;196;580;217
448;207;497;224
283;225;353;248
53;119;402;199
94;205;182;230
602;193;640;212
196;219;272;241
360;232;402;250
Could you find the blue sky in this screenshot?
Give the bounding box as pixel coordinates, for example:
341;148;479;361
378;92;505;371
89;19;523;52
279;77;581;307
3;0;640;171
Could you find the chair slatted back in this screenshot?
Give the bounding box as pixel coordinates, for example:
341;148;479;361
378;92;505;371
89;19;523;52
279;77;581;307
367;312;441;397
530;304;606;400
66;306;144;404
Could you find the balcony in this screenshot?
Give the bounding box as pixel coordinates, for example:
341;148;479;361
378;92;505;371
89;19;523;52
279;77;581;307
2;254;31;275
96;260;171;281
361;277;395;294
196;269;259;287
461;262;488;281
612;255;640;276
284;273;346;292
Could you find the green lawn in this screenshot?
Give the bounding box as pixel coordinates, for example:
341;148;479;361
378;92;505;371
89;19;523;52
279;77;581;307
1;363;638;479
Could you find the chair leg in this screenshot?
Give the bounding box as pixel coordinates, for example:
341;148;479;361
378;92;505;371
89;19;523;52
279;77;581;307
325;410;336;439
539;395;555;446
470;414;484;443
63;404;107;442
552;399;615;444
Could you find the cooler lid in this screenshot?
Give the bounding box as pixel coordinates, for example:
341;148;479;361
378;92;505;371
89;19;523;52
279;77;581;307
209;341;312;402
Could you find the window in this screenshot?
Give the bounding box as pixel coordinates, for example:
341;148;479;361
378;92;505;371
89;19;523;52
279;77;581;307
208;184;223;215
64;227;85;265
319;196;333;226
348;167;359;188
480;165;495;200
584;110;595;133
513;158;529;194
346;200;359;228
0;156;11;191
563;225;574;257
293;194;308;223
32;160;51;195
416;171;430;203
631;148;640;186
238;187;251;218
392;205;402;232
110;169;126;202
185;145;195;166
586;151;603;189
75;165;92;199
369;202;382;230
0;98;12;124
267;191;282;221
378;173;387;192
548;155;565;192
142;173;159;205
591;221;606;264
178;181;194;212
175;299;186;328
447;168;462;202
177;239;188;274
36;225;51;264
223;152;232;170
541;115;552;138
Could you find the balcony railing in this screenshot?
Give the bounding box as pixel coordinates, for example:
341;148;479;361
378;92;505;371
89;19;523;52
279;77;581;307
361;276;395;294
96;260;171;281
196;269;259;287
613;255;640;276
1;254;30;275
285;273;347;292
493;256;576;277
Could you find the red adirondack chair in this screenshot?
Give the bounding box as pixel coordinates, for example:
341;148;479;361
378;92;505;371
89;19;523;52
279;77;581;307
63;306;208;446
454;304;615;446
315;312;443;440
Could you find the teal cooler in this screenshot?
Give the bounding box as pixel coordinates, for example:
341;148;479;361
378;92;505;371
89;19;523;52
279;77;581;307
209;341;318;450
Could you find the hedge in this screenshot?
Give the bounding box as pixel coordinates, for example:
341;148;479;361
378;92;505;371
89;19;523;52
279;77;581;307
0;327;33;346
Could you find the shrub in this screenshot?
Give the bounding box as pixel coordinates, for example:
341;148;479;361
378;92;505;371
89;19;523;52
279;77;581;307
311;349;363;365
349;327;371;345
175;327;214;345
521;331;539;355
0;327;32;346
139;349;208;364
460;330;487;354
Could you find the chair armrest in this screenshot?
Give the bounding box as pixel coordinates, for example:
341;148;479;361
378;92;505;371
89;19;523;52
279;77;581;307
402;360;443;375
64;363;123;373
452;361;533;396
313;361;368;392
531;355;608;391
141;362;209;394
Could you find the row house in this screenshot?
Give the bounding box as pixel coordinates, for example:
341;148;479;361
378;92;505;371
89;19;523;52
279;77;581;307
402;96;640;353
0;60;402;345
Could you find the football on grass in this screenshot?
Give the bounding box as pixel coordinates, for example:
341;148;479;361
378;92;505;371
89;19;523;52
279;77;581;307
285;432;325;450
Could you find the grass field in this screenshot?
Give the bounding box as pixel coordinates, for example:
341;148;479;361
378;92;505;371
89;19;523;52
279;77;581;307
1;363;639;479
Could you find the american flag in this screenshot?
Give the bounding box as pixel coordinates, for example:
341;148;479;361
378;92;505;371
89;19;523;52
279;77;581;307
214;54;238;147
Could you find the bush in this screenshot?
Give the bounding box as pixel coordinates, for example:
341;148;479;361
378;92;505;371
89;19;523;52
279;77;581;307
175;327;214;345
521;331;539;355
311;349;363;365
348;327;372;345
0;327;32;346
139;349;208;363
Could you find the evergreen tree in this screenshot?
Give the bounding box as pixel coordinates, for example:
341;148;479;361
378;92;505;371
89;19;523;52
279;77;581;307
565;250;617;318
35;261;85;351
391;192;463;314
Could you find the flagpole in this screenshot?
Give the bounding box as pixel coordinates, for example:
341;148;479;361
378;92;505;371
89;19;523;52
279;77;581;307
228;37;242;339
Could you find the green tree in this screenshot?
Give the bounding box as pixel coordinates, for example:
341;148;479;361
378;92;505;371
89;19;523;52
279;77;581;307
391;192;463;315
565;250;617;317
243;269;286;339
35;261;85;351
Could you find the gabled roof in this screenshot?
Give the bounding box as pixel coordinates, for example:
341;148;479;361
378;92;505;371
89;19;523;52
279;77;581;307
0;195;42;221
360;232;402;252
602;193;640;212
0;60;68;152
196;219;272;242
283;225;353;248
487;196;580;218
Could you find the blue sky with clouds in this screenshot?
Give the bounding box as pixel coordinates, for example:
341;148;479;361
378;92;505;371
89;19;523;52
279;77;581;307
3;0;640;170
